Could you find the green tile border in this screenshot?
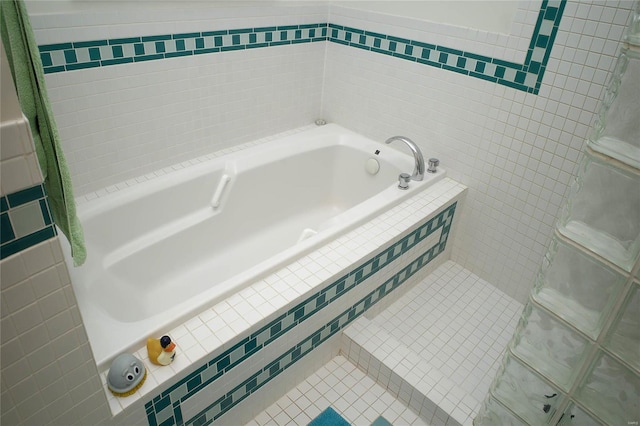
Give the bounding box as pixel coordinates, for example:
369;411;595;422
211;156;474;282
38;1;565;94
144;202;456;426
40;24;329;75
0;184;57;260
327;0;565;94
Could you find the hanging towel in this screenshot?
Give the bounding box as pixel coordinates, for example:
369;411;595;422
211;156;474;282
1;0;86;265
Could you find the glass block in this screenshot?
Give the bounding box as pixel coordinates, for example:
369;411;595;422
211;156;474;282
558;150;640;271
589;48;640;169
492;353;564;425
626;1;640;46
556;403;602;426
533;237;625;339
576;351;640;426
605;283;640;371
511;303;590;391
475;395;526;426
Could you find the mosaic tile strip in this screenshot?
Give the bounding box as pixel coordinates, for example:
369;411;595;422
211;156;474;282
327;0;565;94
39;24;329;74
38;1;565;94
0;184;56;260
143;202;456;426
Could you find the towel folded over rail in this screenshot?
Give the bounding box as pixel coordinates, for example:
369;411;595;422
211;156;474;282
1;0;86;265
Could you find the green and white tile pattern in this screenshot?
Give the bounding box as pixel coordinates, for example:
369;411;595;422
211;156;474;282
39;24;329;73
143;202;456;426
327;0;564;94
0;185;56;260
39;1;566;94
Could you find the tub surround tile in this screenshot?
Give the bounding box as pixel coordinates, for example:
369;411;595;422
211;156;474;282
40;24;329;75
0;117;42;197
38;1;565;95
1;184;57;261
44;39;326;197
99;177;465;424
322;1;633;306
75;125;315;204
0;118;34;162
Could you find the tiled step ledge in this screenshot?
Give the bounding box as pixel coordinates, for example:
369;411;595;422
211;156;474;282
342;317;478;426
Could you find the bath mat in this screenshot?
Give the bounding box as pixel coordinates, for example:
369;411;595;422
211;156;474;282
371;415;392;426
308;407;350;426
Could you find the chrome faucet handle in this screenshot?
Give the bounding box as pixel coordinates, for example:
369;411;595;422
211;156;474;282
385;136;425;181
427;158;439;173
398;173;410;190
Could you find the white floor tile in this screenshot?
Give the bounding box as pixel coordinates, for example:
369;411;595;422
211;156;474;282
252;355;424;425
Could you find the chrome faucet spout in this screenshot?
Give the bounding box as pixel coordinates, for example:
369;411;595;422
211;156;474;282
384;136;425;181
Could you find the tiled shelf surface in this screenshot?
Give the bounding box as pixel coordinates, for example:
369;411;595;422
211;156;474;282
342;261;523;426
371;261;523;403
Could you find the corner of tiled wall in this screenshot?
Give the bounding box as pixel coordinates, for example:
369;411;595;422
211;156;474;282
1;48;111;425
0;238;110;425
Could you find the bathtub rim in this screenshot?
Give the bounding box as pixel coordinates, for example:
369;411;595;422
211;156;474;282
95;177;466;418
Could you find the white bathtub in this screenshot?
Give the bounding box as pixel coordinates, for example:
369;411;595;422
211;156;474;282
61;124;445;369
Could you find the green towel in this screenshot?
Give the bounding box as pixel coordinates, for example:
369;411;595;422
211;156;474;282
1;0;86;266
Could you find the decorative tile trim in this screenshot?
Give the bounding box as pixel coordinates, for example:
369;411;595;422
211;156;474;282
38;1;565;93
39;24;329;74
327;0;565;94
0;184;56;260
143;202;456;426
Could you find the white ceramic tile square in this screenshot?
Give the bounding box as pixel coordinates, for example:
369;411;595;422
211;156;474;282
251;355;427;426
8;202;45;238
0;118;33;161
29;265;63;298
1;156;36;195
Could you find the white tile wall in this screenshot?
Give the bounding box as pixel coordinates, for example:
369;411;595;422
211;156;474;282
326;1;538;65
0;238;111;426
0;118;43;195
27;3;329;45
32;4;328;196
322;1;635;303
48;41;325;196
